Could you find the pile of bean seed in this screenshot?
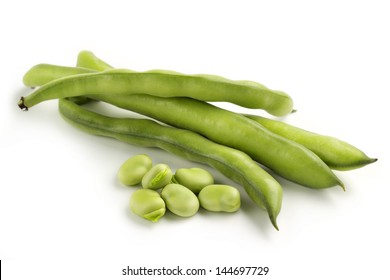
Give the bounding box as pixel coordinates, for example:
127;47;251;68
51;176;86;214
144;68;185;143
17;50;377;230
118;154;240;222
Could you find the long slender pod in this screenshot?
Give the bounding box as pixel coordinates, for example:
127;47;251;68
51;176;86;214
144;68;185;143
245;115;377;170
93;94;343;189
19;66;293;116
58;98;283;229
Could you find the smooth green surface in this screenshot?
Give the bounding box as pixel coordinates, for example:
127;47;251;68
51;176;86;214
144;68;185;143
19;64;293;116
142;163;173;190
77;50;113;71
117;154;153;186
198;184;241;213
72;51;341;189
22;55;343;189
97;94;343;189
130;189;166;222
23;64;96;88
58;99;282;229
245;114;377;170
161;184;199;217
172;167;214;193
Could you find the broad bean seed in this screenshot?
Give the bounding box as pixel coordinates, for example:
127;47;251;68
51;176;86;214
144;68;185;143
161;184;199;217
198;184;241;213
142;163;173;190
172;167;214;193
130;189;166;222
117;154;153;186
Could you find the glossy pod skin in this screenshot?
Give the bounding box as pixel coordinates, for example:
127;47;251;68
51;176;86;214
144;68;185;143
95;94;343;190
245;114;377;170
19;67;293;116
58;99;282;229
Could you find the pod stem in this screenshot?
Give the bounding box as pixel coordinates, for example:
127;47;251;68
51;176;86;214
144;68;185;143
17;97;28;111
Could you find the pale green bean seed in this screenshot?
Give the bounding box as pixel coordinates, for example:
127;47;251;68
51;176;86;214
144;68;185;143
130;189;166;222
117;154;153;186
172;167;214;193
142;163;172;190
161;184;199;217
198;184;241;213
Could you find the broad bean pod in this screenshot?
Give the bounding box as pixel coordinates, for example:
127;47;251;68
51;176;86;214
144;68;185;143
73;52;345;183
245;114;377;170
77;50;113;71
142;163;173;190
94;94;344;190
23;61;343;189
130;189;166;222
19;66;293;116
58;98;283;229
23;64;96;88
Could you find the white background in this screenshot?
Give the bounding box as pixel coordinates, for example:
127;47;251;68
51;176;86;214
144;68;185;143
1;0;389;279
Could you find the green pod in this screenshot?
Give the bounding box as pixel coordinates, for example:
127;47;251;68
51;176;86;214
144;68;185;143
245;114;377;170
161;184;199;217
94;94;343;190
18;66;293;116
58;99;282;229
73;53;341;189
142;163;173;190
77;50;113;71
23;64;96;88
23;58;342;189
198;184;241;213
130;189;166;222
117;154;153;186
172;167;214;193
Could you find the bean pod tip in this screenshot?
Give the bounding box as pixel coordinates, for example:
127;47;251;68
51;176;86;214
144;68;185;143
272;219;279;231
